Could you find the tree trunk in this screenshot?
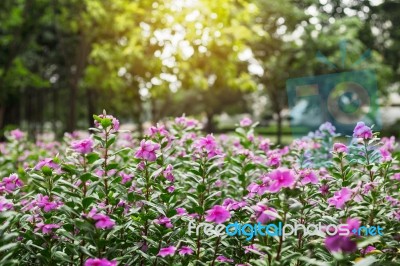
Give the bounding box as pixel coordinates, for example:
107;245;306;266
0;106;5;132
205;112;216;133
86;89;96;129
276;110;282;145
67;30;91;132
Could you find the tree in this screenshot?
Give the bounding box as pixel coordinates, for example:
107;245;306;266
0;0;50;132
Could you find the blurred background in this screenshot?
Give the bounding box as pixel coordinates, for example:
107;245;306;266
0;0;399;144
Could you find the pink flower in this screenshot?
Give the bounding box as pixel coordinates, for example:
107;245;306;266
193;135;224;159
353;122;373;139
167;186;175;193
163;164;174;182
175;115;199;127
92;214;115;229
149;124;169;137
325;235;357;253
176;207;187;216
319;184;329;195
194;134;217;151
135;140;160;161
155;216;173;228
10;129;25;140
258;139;270;153
222;198;246;211
120;172;133;184
333;143;348;153
158;246;176;257
361;246;376;255
345;218;361;235
267;169;295;193
34;158;60;172
299;169;318;185
205;205;231;224
381;136;396;152
85;258;117;266
216;256;233;263
0;197;13;211
35;222;60;234
178;246;193;255
266;152;281;167
71;138;93;154
94;114;120;132
327;187;352;209
379;148;392;162
0;173;23;192
244;244;259;254
392;173;400;181
240;117;253;127
252;203;278;223
36;194;63;212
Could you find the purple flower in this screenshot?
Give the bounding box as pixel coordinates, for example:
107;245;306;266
34;158;61;172
345;218;361;235
327;187;352;209
319;184;329;195
381;136;396;152
149;124;169;137
240;117;253;127
36;194;63;212
252;203;278;223
379;148;392;162
175;115;199;127
158;246;176;257
392;173;400;181
267;168;295;193
244;244;259;254
266;152;281;167
361;246;376;255
0;197;13;211
258;139;270;153
71;138;93;154
325;235;357;253
0;173;23;192
178;246;193;255
222;198;246;211
10;129;25;140
155;216;173;228
163;164;174;182
35;222;60;234
353;122;373;139
194;134;217;151
85;258;117;266
94;114;120;132
216;256;234;262
319;122;336;135
333;143;348;153
135;140;160;161
176;207;187;216
120;172;133;184
205;205;231;224
92;214;115;229
167;186;175;193
299;169;318;185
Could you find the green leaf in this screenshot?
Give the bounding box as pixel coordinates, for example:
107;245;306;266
101;118;112;128
86;153;100;164
353;256;377;266
93;115;102;122
0;243;18;252
82;197;97;209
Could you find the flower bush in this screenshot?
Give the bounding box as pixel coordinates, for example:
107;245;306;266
0;113;399;265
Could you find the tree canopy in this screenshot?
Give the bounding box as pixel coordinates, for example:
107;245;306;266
0;0;398;138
